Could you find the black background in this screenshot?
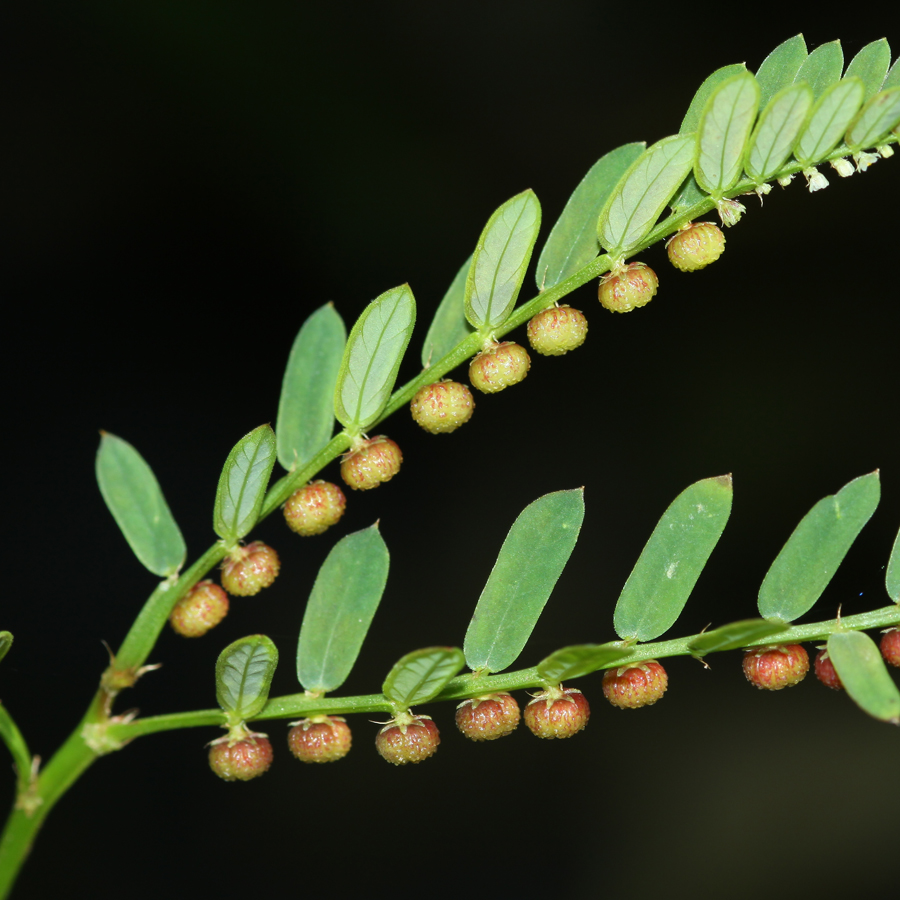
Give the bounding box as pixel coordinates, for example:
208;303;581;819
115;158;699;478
3;3;898;899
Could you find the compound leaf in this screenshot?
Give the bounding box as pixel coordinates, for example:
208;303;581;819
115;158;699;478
756;34;808;109
382;647;465;708
420;255;474;367
828;630;900;724
215;635;279;723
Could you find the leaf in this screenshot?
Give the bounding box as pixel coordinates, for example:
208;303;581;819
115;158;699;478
464;190;541;332
687;619;789;656
679;64;747;134
420;255;474;367
794;78;866;166
382;647;465;708
744;83;814;184
296;525;389;693
96;432;186;577
536;143;644;290
0;631;12;665
885;522;900;602
756;35;808;110
334;284;416;433
844;39;891;100
758;472;880;622
276;304;346;472
827;631;900;724
464;489;585;673
213;425;277;544
884;57;900;91
597;134;694;259
794;40;843;100
614;475;733;642
536;642;634;684
845;87;900;151
694;72;760;196
215;635;279;722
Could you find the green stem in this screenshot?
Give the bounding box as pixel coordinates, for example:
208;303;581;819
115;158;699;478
0;707;31;798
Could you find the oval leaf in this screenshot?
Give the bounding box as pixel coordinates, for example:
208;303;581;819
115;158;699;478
687;619;789;656
297;525;389;693
679;64;747;134
885;522;900;603
96;432;186;577
794;78;865;165
794;40;843;100
845;87;900;151
758;472;880;622
0;631;12;665
744;83;814;184
464;489;585;673
464;190;541;332
382;647;465;708
844;38;891;100
597;134;694;259
213;425;277;544
614;475;733;642
215;635;279;722
420;255;474;367
827;631;900;724
695;71;760;196
536;642;634;684
756;35;808;110
334;284;416;433
276;303;346;471
536;143;644;290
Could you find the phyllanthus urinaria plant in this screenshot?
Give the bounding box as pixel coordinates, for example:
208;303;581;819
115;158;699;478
2;31;900;900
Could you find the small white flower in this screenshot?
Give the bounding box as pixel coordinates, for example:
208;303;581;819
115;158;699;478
802;167;829;192
752;183;772;203
877;144;894;159
853;151;879;172
777;173;795;187
830;157;855;178
716;198;746;228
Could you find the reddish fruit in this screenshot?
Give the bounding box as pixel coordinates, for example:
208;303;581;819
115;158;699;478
666;222;725;271
340;436;402;491
602;660;668;709
169;580;229;637
375;714;440;765
523;686;590;739
287;716;351;763
283;481;346;536
526;305;588;356
410;381;474;434
742;644;809;690
597;262;658;313
880;628;900;668
221;542;280;597
455;692;520;741
208;735;273;781
468;342;530;394
814;648;843;690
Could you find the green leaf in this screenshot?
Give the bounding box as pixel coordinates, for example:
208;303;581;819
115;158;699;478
758;472;880;622
794;78;866;166
464;489;585;673
694;72;760;196
334;284;416;433
536;143;644;290
687;619;789;656
297;525;389;693
597;134;694;259
276;304;346;472
215;635;279;722
536;642;634;684
744;83;814;184
420;255;474;367
756;35;808;110
827;631;900;724
464;190;541;332
845;87;900;151
382;647;465;708
0;632;12;665
794;40;843;100
885;522;900;602
213;425;277;545
96;432;186;577
614;475;733;642
884;57;900;91
844;39;891;99
679;64;747;134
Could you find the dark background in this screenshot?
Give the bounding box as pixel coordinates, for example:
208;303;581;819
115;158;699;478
3;3;898;898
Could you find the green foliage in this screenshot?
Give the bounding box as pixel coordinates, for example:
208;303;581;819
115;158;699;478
421;255;473;367
887;524;900;602
847;87;900;151
537;642;634;684
687;619;789;656
828;630;900;723
0;632;11;666
382;647;465;709
794;78;865;166
845;38;891;99
795;40;843;99
215;635;279;724
755;34;807;108
744;83;813;184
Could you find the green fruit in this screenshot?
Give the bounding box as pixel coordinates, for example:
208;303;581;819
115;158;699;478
340;436;402;490
287;716;351;763
455;692;520;741
666;222;725;271
597;262;658;313
221;542;280;597
283;481;346;536
468;342;530;394
526;305;588;356
602;660;668;708
169;580;229;637
742;644;809;690
523;686;589;739
410;381;475;433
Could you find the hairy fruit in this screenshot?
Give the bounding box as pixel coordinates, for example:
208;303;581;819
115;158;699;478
283;480;346;536
666;222;725;271
742;644;809;690
526;305;588;356
598;262;658;313
524;686;589;739
287;716;351;763
468;342;530;394
602;660;668;709
410;381;474;434
814;649;843;690
168;580;229;637
208;735;273;782
880;628;900;668
221;542;280;597
375;714;440;765
455;692;520;741
340;436;402;490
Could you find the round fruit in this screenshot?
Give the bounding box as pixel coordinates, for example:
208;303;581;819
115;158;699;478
526;305;588;356
666;222;725;272
340;436;402;491
375;714;440;765
814;648;842;690
602;660;668;709
283;480;346;536
455;692;520;741
468;342;531;394
208;735;273;781
742;644;809;690
287;716;351;763
597;262;658;313
169;580;229;637
410;381;474;434
221;542;280;597
523;686;589;739
880;628;900;668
